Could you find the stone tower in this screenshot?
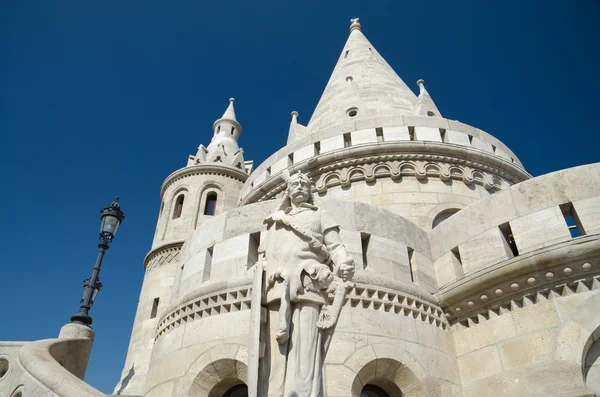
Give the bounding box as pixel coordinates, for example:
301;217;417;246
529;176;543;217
1;18;598;397
113;99;252;395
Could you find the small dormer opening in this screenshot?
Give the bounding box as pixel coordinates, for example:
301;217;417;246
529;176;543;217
344;50;349;59
492;145;497;153
343;133;352;148
266;167;271;177
231;126;235;135
376;127;384;142
427;111;435;117
467;134;474;144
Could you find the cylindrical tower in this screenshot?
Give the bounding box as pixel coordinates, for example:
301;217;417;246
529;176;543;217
114;99;251;395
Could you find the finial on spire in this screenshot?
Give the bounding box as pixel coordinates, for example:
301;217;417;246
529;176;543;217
416;79;428;96
291;111;298;123
229;97;235;103
350;17;361;32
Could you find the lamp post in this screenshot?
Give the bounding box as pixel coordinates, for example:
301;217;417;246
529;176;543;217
70;197;125;327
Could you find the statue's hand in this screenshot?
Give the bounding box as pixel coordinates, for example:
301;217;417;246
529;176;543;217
339;261;355;281
317;307;334;330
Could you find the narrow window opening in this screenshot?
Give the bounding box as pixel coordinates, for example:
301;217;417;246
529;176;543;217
248;232;261;270
368;47;372;52
451;246;462;265
499;222;519;257
159;201;164;215
288;153;294;164
173;194;185;219
560;203;586;238
231;126;235;135
314;141;321;155
360;232;370;269
492;144;497;153
266;167;271;177
203;246;214;282
150;297;159;319
376;127;384;142
440;129;446;142
217;125;221;134
343;133;352;148
467;134;474;144
408;247;415;283
408;126;415;141
204;193;218;216
427;111;436;117
344;50;349;59
511;157;516;163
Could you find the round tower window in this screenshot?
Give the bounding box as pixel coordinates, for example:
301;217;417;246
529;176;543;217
347;107;358;117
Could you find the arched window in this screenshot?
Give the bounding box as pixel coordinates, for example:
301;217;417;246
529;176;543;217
204;193;217;216
361;384;391;397
432;208;460;228
173;194;185;219
223;384;248;397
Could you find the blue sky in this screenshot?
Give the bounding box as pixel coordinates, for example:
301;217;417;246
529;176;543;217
0;1;598;393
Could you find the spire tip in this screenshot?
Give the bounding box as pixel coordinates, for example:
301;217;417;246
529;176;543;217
350;17;361;32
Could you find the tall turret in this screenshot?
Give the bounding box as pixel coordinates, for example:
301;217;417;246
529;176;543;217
114;99;252;395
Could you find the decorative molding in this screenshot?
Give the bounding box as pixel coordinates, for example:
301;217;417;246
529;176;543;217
144;242;184;271
161;164;248;199
446;260;600;328
239;139;531;205
155;282;448;340
156;286;253;339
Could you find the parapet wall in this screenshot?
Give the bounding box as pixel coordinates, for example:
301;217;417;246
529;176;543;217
238;117;527;205
429;163;600;322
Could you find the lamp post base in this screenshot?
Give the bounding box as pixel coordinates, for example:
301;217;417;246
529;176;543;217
70;312;93;327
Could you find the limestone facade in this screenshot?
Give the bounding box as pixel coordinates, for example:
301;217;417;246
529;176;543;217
0;18;599;397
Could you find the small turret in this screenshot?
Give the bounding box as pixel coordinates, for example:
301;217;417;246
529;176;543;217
286;111;309;145
413;79;442;118
190;98;247;169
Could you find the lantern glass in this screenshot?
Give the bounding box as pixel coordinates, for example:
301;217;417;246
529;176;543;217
100;213;120;238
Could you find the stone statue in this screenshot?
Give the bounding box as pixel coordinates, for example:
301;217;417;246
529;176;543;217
258;170;355;397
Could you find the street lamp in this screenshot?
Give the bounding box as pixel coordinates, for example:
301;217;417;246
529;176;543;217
70;197;125;327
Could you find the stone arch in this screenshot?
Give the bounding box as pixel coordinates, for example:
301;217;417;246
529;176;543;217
343;344;429;397
177;343;248;397
428;203;466;229
194;182;224;227
554;291;600;395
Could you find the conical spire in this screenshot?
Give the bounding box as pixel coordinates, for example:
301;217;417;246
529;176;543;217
307;18;418;133
413;79;442;117
221;97;237;121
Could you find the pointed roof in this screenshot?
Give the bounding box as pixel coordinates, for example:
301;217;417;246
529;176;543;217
307;18;418;133
221;97;237;121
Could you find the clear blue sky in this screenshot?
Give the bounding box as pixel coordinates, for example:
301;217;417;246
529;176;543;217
1;1;598;393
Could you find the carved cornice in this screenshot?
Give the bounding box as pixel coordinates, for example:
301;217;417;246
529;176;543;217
155;280;448;340
161;164;248;199
239;142;531;205
438;236;600;326
156;285;253;339
144;241;185;271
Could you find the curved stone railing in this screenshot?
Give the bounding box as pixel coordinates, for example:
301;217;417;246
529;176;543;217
238;117;525;203
429;163;600;324
0;324;106;397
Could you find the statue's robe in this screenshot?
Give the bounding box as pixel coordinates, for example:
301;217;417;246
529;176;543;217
260;203;352;397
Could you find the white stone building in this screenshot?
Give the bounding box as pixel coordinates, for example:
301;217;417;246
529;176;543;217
1;18;599;397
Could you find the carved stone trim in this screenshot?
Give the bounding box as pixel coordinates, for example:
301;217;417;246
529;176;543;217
344;283;449;330
440;237;600;326
155;286;253;339
161;164;248;199
240;143;531;205
144;242;184;271
156;282;448;340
